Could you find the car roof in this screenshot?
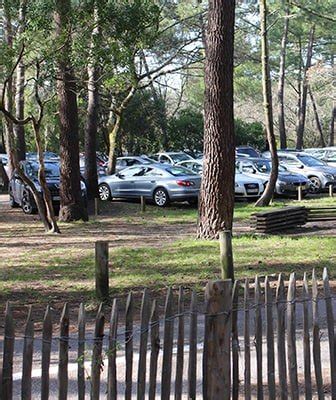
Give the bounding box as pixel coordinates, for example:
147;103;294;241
237;157;269;162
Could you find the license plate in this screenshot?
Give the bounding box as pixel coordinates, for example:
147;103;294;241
52;196;60;201
247;189;259;193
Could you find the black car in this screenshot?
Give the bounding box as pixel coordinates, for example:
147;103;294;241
9;161;87;214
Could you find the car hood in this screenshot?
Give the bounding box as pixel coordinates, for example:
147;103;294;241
277;172;309;183
235;173;263;185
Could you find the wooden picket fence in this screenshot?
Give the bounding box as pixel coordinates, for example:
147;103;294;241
1;268;336;399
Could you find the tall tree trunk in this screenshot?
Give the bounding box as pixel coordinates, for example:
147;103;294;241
84;6;100;201
329;103;335;146
54;0;88;222
308;87;326;147
14;0;28;162
197;0;235;240
255;0;279;207
277;2;289;149
107;87;136;175
296;26;315;150
3;0;15;178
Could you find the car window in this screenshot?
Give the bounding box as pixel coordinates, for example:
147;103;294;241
143;168;164;177
326;150;336;161
166;166;197;176
169;153;192;163
126;159;141;166
297;155;325;167
119;167;144;177
242;163;256;173
116;159;126;167
280;156;301;166
160;155;171;164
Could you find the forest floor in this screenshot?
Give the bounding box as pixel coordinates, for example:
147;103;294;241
0;193;335;328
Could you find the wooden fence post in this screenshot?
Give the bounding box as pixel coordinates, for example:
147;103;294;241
203;280;232;400
329;184;334;197
140;196;146;212
219;230;234;281
298;184;302;201
95;241;109;301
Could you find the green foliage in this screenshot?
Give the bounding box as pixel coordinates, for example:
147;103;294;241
235;119;265;149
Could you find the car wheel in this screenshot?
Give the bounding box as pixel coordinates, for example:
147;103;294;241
98;184;112;201
9;193;19;208
309;176;321;193
153;188;170;207
22;192;35;214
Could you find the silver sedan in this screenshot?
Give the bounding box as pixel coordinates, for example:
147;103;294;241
98;163;201;207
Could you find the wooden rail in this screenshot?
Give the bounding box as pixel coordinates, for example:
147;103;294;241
306;206;336;222
1;269;336;398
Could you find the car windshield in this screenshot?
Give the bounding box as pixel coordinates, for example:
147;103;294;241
297;155;325;167
26;163;60;178
237;148;259;157
166;166;197;176
169;153;192;162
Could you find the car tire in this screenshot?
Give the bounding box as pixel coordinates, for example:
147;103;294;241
98;183;112;201
22;192;36;214
9;193;19;208
153;188;170;207
308;176;321;193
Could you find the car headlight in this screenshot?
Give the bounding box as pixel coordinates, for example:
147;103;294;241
323;174;333;180
278;180;287;186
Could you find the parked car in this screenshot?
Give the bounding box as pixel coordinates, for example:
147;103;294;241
26;151;60;161
236;146;261;158
79;152;107;176
236;157;311;197
98;163;201;207
115;156;155;173
151;152;194;165
304;147;336;167
263;151;336;193
177;159;264;198
9;160;87;214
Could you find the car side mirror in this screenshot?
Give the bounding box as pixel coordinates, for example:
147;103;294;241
299;164;304;169
117;173;124;179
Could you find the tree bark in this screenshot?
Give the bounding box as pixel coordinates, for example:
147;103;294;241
308;87;326;147
13;0;28;162
54;0;88;222
107;87;136;175
329;103;335;146
277;2;289;149
255;0;279;207
3;0;15;178
296;26;315;150
84;6;100;201
197;0;235;239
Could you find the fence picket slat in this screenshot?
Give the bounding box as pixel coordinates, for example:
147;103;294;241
312;270;324;400
161;288;174;400
107;299;118;400
125;292;133;400
77;303;86;400
303;273;312;400
137;289;150;400
149;300;160;400
91;304;105;400
323;267;336;398
232;281;239;400
41;305;52;400
58;303;69;400
287;272;299;400
276;274;287;400
203;280;232;399
265;277;275;400
2;302;15;400
244;279;251;400
188;290;197;400
174;287;184;400
22;306;34;400
254;276;263;400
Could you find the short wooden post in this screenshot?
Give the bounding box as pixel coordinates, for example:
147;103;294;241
95;241;109;301
140;196;146;212
203;280;232;400
298;185;302;201
329;184;334;197
219;230;234;281
95;198;99;216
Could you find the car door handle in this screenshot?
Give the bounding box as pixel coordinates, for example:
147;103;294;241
150;180;156;183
